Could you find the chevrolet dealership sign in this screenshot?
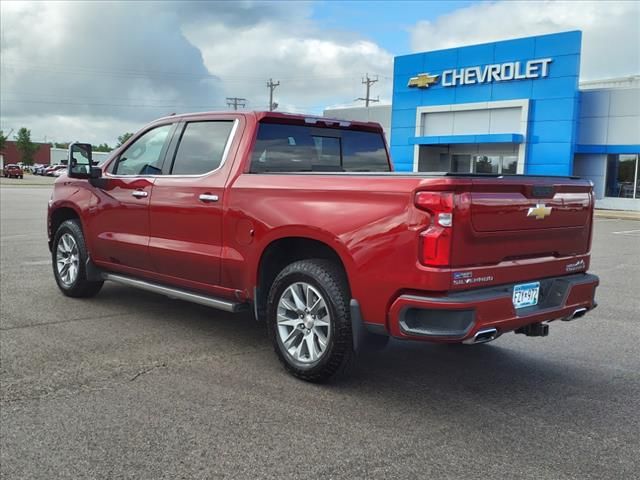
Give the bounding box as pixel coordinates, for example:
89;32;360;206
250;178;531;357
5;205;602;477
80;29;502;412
408;58;552;88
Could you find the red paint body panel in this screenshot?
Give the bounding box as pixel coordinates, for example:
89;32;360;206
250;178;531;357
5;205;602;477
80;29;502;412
48;111;599;343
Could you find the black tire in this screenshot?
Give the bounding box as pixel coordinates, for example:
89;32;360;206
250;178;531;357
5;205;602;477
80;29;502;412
52;219;104;298
266;259;353;383
19;175;23;179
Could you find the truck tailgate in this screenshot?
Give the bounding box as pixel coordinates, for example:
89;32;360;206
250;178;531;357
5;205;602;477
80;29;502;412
450;177;593;267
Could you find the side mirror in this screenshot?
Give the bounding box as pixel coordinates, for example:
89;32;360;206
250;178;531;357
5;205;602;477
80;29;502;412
68;143;93;179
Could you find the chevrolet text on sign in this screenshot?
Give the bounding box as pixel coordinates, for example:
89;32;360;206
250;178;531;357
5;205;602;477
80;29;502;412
442;58;552;87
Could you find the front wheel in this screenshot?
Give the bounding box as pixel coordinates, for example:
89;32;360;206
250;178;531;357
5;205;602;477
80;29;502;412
266;259;353;383
52;219;104;297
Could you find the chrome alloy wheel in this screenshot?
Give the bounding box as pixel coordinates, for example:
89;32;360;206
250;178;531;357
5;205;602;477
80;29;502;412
56;233;80;286
277;282;331;364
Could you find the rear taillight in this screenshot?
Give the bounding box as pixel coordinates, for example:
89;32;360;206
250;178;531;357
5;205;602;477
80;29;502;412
415;192;454;267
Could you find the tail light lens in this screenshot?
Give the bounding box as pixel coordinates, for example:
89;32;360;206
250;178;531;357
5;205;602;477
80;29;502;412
415;192;454;266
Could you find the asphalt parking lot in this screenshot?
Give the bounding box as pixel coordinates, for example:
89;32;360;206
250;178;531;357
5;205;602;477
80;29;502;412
1;183;639;479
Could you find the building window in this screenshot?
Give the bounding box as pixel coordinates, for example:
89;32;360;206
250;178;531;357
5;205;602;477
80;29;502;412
452;154;518;174
606;154;639;199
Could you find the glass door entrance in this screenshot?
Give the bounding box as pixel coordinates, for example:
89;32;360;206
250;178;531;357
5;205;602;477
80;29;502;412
451;154;518;174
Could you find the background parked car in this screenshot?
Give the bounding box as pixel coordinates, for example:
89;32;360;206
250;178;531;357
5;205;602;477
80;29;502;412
46;165;66;176
3;164;24;179
30;164;45;174
43;165;61;176
52;167;67;177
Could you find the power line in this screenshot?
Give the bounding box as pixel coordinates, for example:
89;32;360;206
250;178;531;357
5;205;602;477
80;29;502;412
267;78;280;111
1;62;387;82
226;97;247;110
0;98;229;109
355;73;379;107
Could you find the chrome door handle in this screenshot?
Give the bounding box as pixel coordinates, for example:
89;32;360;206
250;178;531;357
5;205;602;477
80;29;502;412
199;194;219;203
131;190;148;198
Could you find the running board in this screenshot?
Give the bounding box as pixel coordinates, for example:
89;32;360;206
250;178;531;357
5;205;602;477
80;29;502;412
102;273;245;313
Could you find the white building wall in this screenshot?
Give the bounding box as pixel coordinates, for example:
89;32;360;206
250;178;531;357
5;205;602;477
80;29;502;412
323;105;392;142
50;148;112;165
573;154;607;199
575;78;640;210
578;82;640;145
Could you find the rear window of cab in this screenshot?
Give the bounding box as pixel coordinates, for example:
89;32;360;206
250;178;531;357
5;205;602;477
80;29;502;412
250;123;390;173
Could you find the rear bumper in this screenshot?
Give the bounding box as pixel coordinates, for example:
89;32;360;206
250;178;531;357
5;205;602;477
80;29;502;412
386;273;599;342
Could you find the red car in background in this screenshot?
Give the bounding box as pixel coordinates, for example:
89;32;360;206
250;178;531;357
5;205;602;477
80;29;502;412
3;164;23;179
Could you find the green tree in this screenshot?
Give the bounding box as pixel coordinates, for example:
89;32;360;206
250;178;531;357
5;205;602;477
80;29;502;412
14;128;40;166
0;130;7;152
92;143;112;152
116;132;134;147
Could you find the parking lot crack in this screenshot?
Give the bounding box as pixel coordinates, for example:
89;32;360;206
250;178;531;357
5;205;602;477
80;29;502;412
129;362;168;382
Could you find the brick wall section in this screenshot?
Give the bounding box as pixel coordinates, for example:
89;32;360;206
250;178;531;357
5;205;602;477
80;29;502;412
2;141;51;165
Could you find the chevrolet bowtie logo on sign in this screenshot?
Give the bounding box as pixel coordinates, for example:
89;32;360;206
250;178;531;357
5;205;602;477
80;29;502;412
407;73;439;89
527;203;552;220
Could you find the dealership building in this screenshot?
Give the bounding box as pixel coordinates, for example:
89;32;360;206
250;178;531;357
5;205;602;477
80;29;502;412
325;31;640;211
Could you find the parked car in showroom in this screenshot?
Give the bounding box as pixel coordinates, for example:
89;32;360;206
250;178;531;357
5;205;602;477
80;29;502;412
48;111;599;382
3;164;23;179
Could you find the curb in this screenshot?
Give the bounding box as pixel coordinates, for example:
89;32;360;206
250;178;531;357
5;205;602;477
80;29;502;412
594;210;640;221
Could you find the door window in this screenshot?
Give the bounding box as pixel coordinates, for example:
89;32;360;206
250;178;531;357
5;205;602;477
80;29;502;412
606;154;639;199
170;121;235;175
111;124;173;175
473;155;500;174
471;154;518;174
452;154;471;173
502;155;518;174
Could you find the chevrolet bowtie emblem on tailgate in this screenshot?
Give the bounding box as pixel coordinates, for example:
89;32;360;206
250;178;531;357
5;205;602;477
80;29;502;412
407;73;439;89
527;203;552;220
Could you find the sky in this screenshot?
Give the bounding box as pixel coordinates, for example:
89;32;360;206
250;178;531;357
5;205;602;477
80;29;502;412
0;0;638;146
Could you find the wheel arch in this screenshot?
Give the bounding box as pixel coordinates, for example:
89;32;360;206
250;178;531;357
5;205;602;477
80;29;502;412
48;205;82;251
254;236;352;321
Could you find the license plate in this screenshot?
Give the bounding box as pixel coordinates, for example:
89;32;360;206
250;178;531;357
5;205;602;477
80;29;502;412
512;282;540;309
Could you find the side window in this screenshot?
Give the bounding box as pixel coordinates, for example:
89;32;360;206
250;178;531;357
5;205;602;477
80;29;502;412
170;121;234;175
111;124;172;175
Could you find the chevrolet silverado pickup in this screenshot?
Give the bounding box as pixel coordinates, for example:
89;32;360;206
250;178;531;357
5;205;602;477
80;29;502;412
48;111;599;382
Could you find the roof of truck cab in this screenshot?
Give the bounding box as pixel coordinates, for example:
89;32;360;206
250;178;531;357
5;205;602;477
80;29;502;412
153;110;384;131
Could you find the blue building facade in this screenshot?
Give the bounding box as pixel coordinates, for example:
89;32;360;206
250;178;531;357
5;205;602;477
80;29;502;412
390;31;582;176
327;30;639;210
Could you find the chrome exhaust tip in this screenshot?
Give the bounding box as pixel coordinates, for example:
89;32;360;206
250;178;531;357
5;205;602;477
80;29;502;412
463;328;498;345
562;307;588;322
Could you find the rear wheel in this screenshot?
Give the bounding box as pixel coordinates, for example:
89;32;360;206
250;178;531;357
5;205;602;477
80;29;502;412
52;219;103;297
267;259;353;382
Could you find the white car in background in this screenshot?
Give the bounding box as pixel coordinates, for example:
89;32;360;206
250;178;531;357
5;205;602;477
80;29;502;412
51;165;67;177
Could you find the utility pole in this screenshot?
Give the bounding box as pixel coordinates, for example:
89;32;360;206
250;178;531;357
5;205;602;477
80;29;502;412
356;73;379;107
226;97;247;110
267;78;280;111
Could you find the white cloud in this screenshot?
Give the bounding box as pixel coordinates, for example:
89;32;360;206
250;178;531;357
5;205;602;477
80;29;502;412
410;0;640;80
184;19;393;113
0;1;393;145
3;0;635;146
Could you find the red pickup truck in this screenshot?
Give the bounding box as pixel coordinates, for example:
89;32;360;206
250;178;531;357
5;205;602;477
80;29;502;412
48;111;599;382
